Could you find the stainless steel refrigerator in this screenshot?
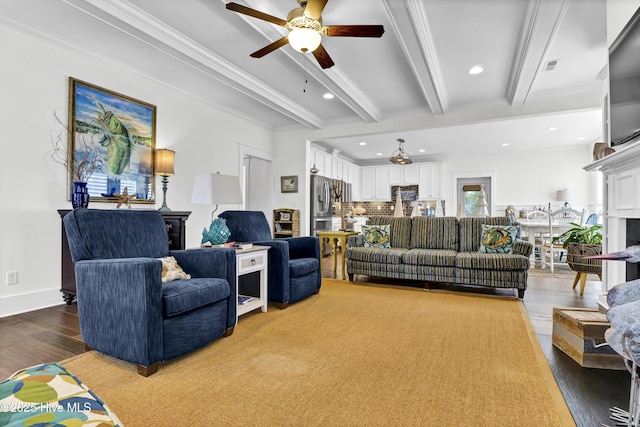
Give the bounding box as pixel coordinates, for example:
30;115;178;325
310;175;333;237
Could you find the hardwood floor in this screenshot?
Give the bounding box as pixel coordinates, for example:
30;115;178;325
0;254;630;426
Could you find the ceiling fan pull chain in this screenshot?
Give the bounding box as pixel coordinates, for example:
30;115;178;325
303;55;308;93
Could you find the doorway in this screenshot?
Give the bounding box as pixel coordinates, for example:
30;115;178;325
455;176;492;217
238;144;273;218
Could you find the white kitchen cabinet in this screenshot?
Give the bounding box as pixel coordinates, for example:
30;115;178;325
418;162;443;199
348;162;361;201
389;164;419;184
359;166;390;201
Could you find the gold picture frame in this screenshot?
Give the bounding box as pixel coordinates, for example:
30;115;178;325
281;175;298;193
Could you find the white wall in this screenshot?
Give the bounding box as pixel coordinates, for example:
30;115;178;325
442;145;598;216
0;25;273;317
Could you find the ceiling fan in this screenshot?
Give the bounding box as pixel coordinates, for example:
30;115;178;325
225;0;384;69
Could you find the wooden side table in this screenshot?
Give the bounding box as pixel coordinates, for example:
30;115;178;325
317;231;359;280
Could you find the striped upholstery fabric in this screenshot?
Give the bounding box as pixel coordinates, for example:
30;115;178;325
456;267;528;290
403;249;458;267
346;259;410;280
366;216;412;248
405;264;457;283
410;217;459;250
458;217;513;252
456;252;529;270
345;247;409;264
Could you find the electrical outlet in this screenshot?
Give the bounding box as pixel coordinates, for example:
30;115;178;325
6;271;18;285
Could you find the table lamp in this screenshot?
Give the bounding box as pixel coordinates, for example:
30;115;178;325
556;189;576;208
191;172;243;245
155;149;175;212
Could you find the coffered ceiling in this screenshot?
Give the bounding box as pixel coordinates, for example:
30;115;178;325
0;0;608;163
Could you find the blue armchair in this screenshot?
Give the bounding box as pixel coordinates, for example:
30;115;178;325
63;209;236;376
219;210;321;308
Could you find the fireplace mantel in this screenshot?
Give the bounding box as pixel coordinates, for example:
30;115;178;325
584;140;640;300
585;140;640;174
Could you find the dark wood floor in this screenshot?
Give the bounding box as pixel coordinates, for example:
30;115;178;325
0;253;630;426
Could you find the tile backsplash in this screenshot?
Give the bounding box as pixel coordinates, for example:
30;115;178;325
332;185;444;218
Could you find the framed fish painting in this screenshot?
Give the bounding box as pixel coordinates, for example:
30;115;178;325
68;77;157;204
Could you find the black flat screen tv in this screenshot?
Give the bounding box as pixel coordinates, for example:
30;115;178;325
609;7;640;147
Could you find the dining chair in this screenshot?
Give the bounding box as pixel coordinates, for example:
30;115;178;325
525;210;548;261
541;208;585;272
584;212;599;225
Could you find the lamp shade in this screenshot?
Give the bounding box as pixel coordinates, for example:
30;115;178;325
191;173;242;206
155;149;175;176
556;189;576;202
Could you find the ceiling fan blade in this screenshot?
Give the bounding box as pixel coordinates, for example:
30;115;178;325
323;25;385;38
312;44;335;69
250;37;289;58
303;0;328;20
225;2;287;27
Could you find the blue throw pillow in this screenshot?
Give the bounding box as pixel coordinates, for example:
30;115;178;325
362;225;391;248
478;225;518;254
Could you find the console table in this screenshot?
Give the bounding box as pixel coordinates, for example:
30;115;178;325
317;230;359;280
57;209;191;304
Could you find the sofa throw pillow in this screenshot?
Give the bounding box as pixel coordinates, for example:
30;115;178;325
160;256;191;283
362;224;391;248
478;225;518;254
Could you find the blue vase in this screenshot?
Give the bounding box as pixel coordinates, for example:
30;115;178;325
71;182;90;209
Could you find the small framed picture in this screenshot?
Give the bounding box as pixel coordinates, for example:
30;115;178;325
280;212;291;221
281;175;298;193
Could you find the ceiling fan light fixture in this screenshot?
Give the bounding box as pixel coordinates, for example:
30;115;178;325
288;27;321;53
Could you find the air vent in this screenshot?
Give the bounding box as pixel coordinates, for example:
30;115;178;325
544;59;559;71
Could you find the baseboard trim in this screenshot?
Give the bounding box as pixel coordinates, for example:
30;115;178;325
0;288;64;318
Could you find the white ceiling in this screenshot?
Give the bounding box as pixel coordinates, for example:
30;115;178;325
0;0;608;163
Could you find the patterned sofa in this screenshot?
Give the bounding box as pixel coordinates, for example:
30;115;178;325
345;216;533;298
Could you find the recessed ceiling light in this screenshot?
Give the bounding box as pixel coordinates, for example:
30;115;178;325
468;65;484;75
547;127;557;131
577;136;586;141
359;142;366;146
418;149;426;153
502;143;510;146
376;152;382;156
323;93;334;100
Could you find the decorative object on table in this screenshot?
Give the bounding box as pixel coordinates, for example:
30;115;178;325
68;78;156;204
476;185;489;217
593;142;615;161
410;202;421;217
556;188;576;209
113;187;134;209
435;199;444;217
71;181;90;209
310;163;319;174
191;172;242;245
394;190;404;217
48;111;102;209
155;148;175;211
280;175;298;193
389;138;412;165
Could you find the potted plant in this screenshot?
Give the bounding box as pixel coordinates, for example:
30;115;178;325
48;111;102;208
552;222;603;280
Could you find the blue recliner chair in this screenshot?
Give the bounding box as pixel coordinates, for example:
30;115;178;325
219;210;321;308
63;209;237;376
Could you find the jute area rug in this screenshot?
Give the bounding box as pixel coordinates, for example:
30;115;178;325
61;280;575;426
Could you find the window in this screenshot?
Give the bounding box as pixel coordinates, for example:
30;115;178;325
457;177;491;217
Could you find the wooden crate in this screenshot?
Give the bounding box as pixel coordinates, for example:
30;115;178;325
552;307;626;370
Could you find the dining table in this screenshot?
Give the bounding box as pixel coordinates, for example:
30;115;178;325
517;219;572;263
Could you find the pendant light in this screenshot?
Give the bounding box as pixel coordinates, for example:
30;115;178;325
389;138;413;165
